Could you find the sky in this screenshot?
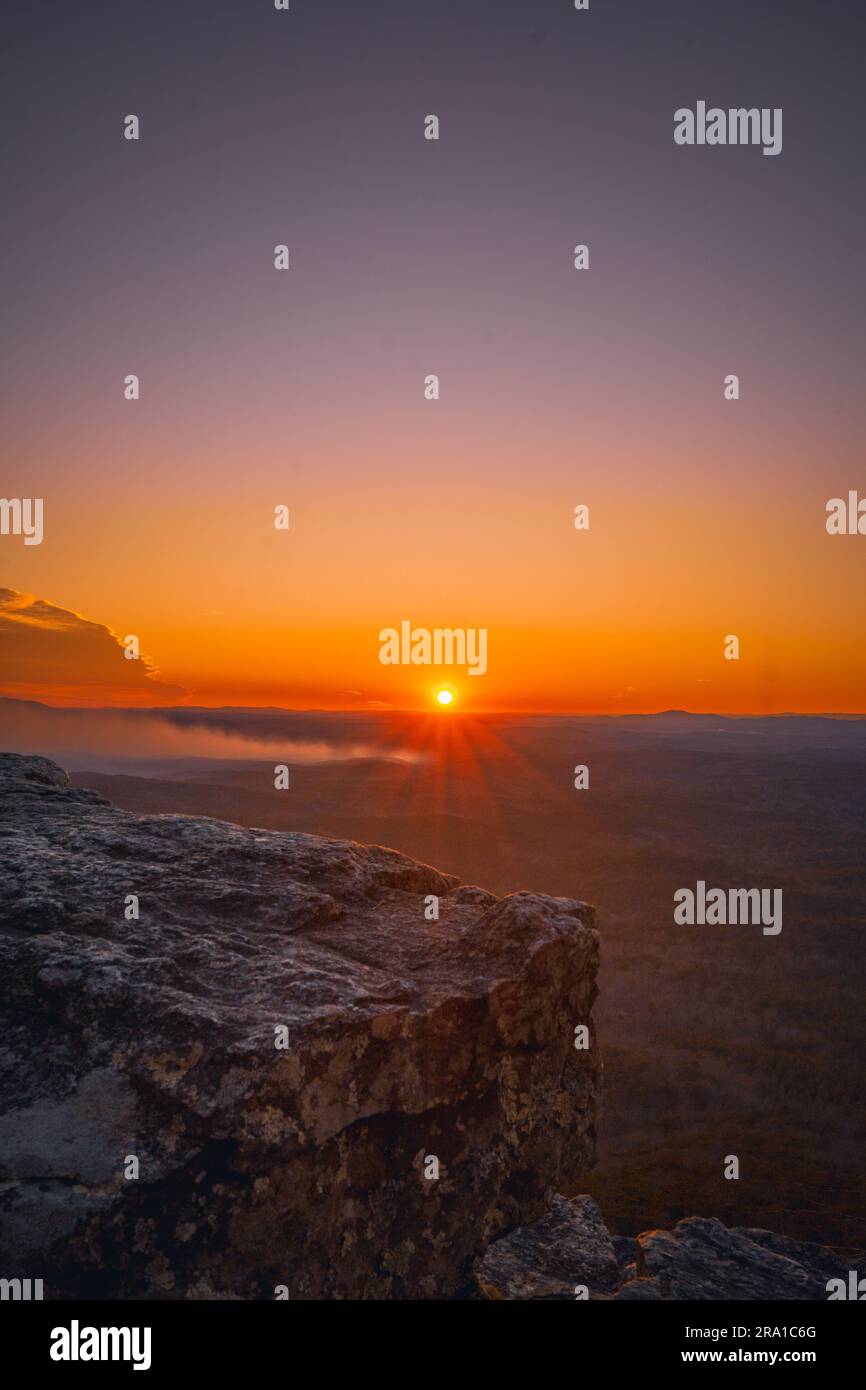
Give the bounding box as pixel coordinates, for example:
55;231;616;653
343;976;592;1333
2;0;865;713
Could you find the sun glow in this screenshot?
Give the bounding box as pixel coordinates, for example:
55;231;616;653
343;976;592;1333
435;688;455;707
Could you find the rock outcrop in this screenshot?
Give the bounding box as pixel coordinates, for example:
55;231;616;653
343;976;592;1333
476;1195;862;1300
0;754;601;1299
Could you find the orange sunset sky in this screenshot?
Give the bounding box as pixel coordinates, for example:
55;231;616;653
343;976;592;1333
3;2;865;716
3;453;865;715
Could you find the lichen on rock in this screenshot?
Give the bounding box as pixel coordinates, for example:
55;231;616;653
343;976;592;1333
0;753;601;1299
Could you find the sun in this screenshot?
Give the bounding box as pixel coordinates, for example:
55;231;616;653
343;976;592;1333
435;687;455;707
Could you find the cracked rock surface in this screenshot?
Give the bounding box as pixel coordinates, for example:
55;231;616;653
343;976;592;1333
0;754;601;1299
475;1195;862;1300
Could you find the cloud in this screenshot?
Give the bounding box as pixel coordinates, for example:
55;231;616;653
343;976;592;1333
0;701;425;770
0;588;186;706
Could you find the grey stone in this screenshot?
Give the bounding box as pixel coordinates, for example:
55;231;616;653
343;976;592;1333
475;1194;620;1299
476;1199;863;1301
0;754;601;1300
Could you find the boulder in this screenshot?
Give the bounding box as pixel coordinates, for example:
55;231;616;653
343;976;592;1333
474;1195;861;1301
0;754;600;1299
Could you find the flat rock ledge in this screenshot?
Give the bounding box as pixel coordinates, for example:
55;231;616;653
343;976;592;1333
0;754;601;1299
475;1195;863;1301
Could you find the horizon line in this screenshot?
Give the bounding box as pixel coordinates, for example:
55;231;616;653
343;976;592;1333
2;696;866;721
